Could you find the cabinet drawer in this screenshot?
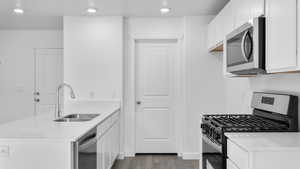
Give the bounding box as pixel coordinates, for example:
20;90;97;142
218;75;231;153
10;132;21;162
227;158;240;169
227;139;249;169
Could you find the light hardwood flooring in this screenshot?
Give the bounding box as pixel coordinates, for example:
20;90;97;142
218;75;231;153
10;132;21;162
111;155;199;169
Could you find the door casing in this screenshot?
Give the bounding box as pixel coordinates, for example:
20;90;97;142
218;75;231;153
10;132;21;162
34;48;63;115
126;33;185;156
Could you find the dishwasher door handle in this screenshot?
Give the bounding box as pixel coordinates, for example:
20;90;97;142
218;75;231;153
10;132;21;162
78;134;97;152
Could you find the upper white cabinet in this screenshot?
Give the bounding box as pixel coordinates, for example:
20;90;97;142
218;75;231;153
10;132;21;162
251;0;265;19
207;18;217;50
208;0;265;52
265;0;297;73
210;0;300;74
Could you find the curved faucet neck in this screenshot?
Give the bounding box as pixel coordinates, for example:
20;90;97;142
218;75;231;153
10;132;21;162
56;83;76;119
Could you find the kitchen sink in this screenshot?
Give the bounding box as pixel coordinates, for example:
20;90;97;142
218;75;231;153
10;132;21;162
54;113;100;122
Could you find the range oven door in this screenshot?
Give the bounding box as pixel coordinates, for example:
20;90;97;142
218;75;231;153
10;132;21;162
202;134;225;169
226;17;265;75
73;128;97;169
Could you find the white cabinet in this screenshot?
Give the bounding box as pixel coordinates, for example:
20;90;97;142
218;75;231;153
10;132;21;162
250;0;265;19
232;0;264;29
298;0;300;68
227;139;249;169
222;2;234;36
207;0;264;52
266;0;297;73
227;159;240;169
233;0;251;29
227;137;300;169
97;134;105;169
207;18;217;50
97;111;120;169
207;3;229;51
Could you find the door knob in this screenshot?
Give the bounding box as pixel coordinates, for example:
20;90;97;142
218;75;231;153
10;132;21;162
136;101;141;105
34;98;40;102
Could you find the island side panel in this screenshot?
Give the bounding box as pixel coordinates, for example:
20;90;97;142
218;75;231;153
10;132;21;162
0;139;72;169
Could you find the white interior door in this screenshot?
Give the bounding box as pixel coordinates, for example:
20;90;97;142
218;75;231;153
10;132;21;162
34;48;63;115
135;39;177;153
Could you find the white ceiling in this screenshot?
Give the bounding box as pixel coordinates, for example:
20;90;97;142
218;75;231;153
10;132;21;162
0;0;229;29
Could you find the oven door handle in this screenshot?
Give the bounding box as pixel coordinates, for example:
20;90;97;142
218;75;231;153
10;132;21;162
202;134;223;153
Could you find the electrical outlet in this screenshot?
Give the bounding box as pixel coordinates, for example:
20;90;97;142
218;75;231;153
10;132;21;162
0;146;9;157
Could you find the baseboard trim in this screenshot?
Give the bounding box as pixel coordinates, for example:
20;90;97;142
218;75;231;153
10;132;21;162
182;152;201;160
123;151;200;160
118;152;125;159
124;152;135;157
136;153;178;155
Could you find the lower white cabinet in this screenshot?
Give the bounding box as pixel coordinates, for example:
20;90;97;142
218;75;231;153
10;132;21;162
97;111;120;169
227;139;248;169
227;137;300;169
227;159;240;169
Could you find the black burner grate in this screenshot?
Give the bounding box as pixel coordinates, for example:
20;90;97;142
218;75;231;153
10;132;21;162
206;114;288;131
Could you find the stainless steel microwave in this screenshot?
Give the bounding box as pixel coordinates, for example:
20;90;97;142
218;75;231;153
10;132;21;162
225;17;265;75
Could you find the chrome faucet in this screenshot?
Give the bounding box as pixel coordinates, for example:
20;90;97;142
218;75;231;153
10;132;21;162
56;83;76;119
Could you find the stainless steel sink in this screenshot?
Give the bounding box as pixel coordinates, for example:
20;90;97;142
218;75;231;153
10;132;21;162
54;113;100;122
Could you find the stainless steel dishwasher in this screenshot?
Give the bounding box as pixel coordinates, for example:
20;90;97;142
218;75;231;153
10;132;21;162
72;127;97;169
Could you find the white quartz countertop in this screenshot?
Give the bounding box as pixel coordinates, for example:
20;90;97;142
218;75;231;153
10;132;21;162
225;132;300;152
0;101;120;142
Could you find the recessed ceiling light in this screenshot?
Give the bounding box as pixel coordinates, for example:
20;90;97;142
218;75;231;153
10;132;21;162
160;7;171;14
13;8;24;15
86;7;97;14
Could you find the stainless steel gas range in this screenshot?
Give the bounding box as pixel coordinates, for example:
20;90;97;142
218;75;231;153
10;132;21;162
201;92;298;169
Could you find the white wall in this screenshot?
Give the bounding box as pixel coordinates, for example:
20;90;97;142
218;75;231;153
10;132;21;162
184;16;226;158
63;16;123;102
0;30;63;124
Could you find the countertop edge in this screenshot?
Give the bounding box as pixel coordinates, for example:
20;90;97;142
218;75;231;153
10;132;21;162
0;103;121;142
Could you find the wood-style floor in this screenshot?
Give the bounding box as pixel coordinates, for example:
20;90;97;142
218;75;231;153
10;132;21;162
111;155;199;169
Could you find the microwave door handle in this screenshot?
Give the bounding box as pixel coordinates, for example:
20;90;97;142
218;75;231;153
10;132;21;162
241;31;249;62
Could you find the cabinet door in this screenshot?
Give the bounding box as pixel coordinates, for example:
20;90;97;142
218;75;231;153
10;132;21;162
223;1;234;36
115;117;120;160
103;133;111;169
97;135;105;169
112;119;120;161
298;0;300;67
207;22;213;50
266;0;297;73
215;13;224;45
111;123;117;162
232;0;251;28
208;19;217;50
227;159;240;169
250;0;265;18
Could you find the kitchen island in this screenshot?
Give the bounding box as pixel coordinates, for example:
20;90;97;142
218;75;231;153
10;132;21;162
0;101;120;169
225;132;300;169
